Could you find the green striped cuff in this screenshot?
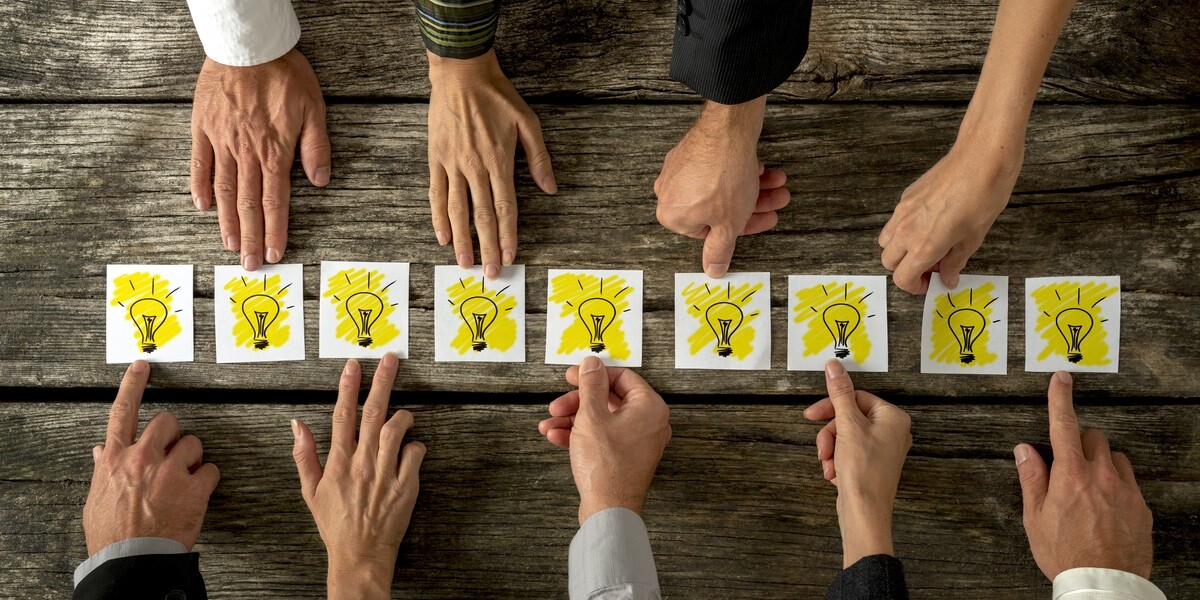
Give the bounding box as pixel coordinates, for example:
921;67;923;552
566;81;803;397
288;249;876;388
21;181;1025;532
413;0;499;59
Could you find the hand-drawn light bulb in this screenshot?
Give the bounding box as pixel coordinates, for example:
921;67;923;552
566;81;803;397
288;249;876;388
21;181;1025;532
1055;307;1094;364
345;291;385;348
459;295;499;351
821;303;862;359
704;301;745;357
578;297;617;353
241;294;281;350
946;308;987;364
129;298;169;353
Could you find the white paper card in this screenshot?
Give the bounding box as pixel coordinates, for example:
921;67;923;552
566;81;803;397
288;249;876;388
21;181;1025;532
674;272;771;370
318;262;410;359
1025;276;1120;373
788;275;888;372
921;273;1008;375
106;265;194;363
214;264;305;363
545;269;643;367
434;265;525;362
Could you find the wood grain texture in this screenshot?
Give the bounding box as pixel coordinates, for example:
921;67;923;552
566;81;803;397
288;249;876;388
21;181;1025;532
0;402;1196;600
0;103;1197;396
1;0;1197;102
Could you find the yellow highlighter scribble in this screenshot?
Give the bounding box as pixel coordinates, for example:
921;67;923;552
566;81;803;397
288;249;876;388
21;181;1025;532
928;283;1002;366
793;281;875;362
323;268;400;348
445;276;519;355
225;274;293;350
110;272;183;354
1031;281;1117;366
681;281;763;359
549;273;634;360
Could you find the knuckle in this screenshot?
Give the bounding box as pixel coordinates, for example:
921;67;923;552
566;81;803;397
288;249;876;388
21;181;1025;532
332;404;354;426
473;206;497;227
213;178;237;197
493;200;516;221
350;459;372;482
260;193;287;213
361;404;384;423
394;410;415;431
236;195;260;213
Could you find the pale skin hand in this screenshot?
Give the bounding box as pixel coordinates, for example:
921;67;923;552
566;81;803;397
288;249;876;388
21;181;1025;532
427;49;555;280
1014;372;1154;580
655;96;790;278
880;0;1077;293
537;356;672;525
191;48;331;271
804;360;912;568
291;354;426;600
83;361;220;555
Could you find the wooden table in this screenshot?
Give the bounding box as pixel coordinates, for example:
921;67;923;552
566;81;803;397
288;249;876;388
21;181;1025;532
1;1;1197;598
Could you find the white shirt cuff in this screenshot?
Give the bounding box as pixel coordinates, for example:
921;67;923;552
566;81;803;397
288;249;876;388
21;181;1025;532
74;537;188;588
569;508;661;600
1053;567;1167;600
186;0;301;66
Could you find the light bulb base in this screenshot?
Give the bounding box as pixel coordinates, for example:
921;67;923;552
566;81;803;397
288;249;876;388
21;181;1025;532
717;346;732;357
357;337;373;348
959;353;975;364
253;339;269;350
589;343;606;353
833;348;849;359
1068;352;1083;364
472;341;487;352
140;343;157;353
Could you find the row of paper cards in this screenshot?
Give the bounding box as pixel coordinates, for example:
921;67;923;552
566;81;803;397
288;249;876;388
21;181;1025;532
106;264;1121;373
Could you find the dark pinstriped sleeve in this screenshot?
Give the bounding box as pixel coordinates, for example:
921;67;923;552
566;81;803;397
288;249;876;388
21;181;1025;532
413;0;500;59
670;0;814;105
826;554;909;600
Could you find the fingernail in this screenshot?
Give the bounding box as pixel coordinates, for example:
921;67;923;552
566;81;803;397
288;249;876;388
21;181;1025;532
825;359;845;380
581;355;604;373
290;419;300;440
457;253;472;268
344;359;360;376
436;230;449;245
1057;371;1072;384
130;360;148;374
1014;444;1030;466
704;263;729;279
193;194;203;210
241;254;261;271
502;249;515;265
225;235;239;251
381;352;398;368
266;247;281;263
485;264;499;279
541;175;558;194
315;166;330;186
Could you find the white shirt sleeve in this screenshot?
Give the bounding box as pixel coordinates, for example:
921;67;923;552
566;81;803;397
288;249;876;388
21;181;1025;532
185;0;301;67
73;537;188;588
1054;567;1167;600
569;508;661;600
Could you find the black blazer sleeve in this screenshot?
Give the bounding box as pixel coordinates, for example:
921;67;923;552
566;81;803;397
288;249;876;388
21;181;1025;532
669;0;814;105
826;554;909;600
73;553;207;600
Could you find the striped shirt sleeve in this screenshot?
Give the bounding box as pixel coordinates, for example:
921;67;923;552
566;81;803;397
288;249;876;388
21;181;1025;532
412;0;499;59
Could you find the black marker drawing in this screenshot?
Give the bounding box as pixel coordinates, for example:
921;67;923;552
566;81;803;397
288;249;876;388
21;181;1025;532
946;308;987;364
345;291;385;347
821;303;861;359
578;297;617;353
241;293;281;349
129;298;168;353
459;295;499;351
1054;307;1094;364
704;301;745;357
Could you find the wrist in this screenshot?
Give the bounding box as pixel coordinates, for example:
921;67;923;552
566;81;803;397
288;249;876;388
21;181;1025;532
427;49;502;87
696;96;766;143
327;559;394;600
578;496;645;526
837;492;895;569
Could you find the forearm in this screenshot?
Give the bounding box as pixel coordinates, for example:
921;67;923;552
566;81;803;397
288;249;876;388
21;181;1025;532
963;0;1076;136
837;494;895;569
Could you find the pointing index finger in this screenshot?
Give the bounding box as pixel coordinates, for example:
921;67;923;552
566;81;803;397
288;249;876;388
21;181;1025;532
1047;371;1084;458
107;361;150;449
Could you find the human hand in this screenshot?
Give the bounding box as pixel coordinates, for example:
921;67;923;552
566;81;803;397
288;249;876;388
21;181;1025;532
427;50;555;280
191;48;330;271
654;97;789;279
537;356;671;525
83;361;220;555
1014;372;1154;580
291;355;426;600
804;360;912;568
878;125;1023;293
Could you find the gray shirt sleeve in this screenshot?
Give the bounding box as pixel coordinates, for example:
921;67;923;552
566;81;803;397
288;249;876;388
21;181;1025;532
73;537;188;588
569;508;661;600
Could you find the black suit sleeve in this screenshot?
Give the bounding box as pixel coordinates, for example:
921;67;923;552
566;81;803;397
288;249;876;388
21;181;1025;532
826;554;909;600
73;553;207;600
669;0;814;105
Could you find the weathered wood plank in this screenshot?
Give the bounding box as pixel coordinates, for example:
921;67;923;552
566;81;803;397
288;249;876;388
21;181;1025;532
0;0;1196;102
1;402;1196;599
0;103;1196;395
